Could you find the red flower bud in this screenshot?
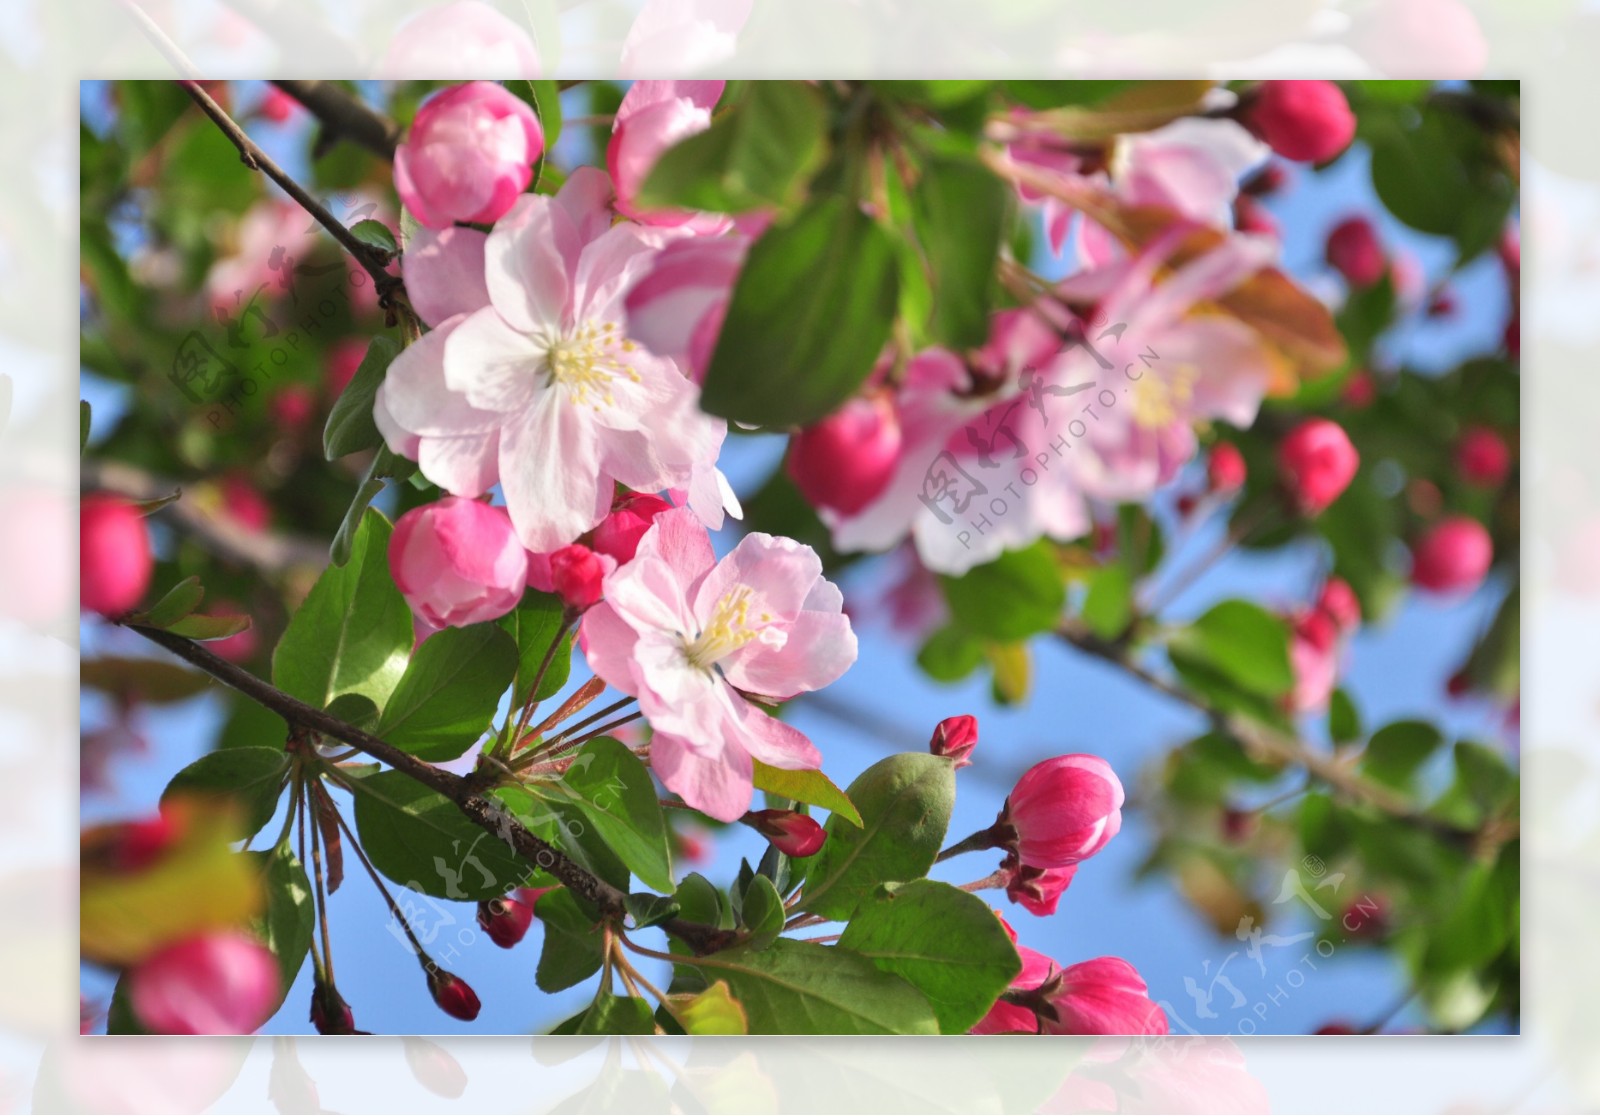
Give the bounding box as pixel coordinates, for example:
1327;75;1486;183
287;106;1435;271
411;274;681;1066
80;493;153;616
310;981;357;1035
1175;493;1199;519
548;544;612;611
743;808;827;858
1455;426;1510;488
426;967;481;1021
1233;196;1279;239
1342;368;1376;409
1315;576;1361;635
1279;419;1359;515
1411;516;1492;594
1325;216;1385;288
1244;81;1356;163
1003;856;1077;917
1002;755;1123;870
591;492;674;564
269;383;317;430
477;893;536;949
1242;161;1290;197
787;392;903;515
1426;288;1458;319
929;714;978;768
1207;443;1247;494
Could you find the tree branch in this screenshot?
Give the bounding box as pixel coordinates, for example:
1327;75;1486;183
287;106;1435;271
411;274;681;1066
1055;622;1497;846
272;80;403;160
122;621;736;956
178;80;404;311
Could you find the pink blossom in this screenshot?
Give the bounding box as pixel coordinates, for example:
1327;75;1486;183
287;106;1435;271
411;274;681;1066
929;714;978;768
128;932;279;1035
80;494;152;616
1326;216;1385;287
395;82;543;230
1003;754;1124;870
1456;425;1511;488
624;230;749;378
1289;608;1340;714
620;0;753;75
376;169;726;553
1243;81;1356;164
380;1;541;79
1207;442;1247;493
788;391;903;515
1279;418;1359;514
204;199;315;316
1352;0;1488;78
426;968;481;1021
1039;957;1169;1035
1317;576;1361;635
1005;859;1077;917
1411;516;1493;594
580;507;855;821
389;497;527;629
592;492;674;564
744;808;827;857
548;543;614;611
477;893;536;948
971;939;1058;1035
609;80;729;231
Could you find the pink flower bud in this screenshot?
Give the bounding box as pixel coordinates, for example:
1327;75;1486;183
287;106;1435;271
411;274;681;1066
787;392;903;515
1278;418;1359;515
591;492;674;564
1004;859;1077;917
395;82;544;230
270;384;316;430
426;967;482;1021
80;493;153;616
1207;443;1246;494
515;885;556;912
257;85;299;124
607;81;726;229
1315;576;1361;635
1351;0;1488;79
390;497;528;628
380;1;541;80
1325;216;1385;288
1342;368;1377;409
1455;426;1510;488
1038;957;1168;1035
743;809;827;858
310;982;357;1035
1411;516;1492;594
548;544;613;611
1244;81;1355;163
929;714;979;768
1002;755;1124;870
476;893;536;949
326;338;367;398
219;473;271;533
128;932;279;1035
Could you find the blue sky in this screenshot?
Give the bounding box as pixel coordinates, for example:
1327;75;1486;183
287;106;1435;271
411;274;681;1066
80;81;1516;1036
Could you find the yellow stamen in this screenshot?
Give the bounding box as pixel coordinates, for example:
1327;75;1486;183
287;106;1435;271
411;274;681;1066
685;586;770;671
545;319;643;411
1130;362;1199;429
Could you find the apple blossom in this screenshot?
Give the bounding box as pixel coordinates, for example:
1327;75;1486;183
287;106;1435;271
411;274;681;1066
973;919;1166;1035
426;968;482;1021
380;1;541;79
1317;576;1361;634
389;497;527;629
787;391;904;516
80;493;152;616
623;228;751;379
128;932;279;1035
1279;418;1359;514
375;169;727;553
1325;216;1385;287
591;492;674;564
1289;607;1340;714
1004;859;1077;917
1243;81;1355;164
744;808;827;857
929;714;979;768
1456;426;1511;488
581;507;856;821
1411;516;1493;594
204;199;315;316
608;80;728;230
1001;754;1124;870
395;82;543;230
547;543;613;611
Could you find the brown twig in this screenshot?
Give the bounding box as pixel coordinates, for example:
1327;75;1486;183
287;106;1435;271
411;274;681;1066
123;621;736;955
178;80;404;311
272;80;403;160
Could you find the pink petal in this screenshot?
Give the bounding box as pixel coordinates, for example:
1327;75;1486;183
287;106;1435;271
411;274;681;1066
404;225;490;328
728;693;822;769
381;316;504;437
650;730;753;822
579;601;644;696
693;531;823;621
441;308;540;414
721;609;856;700
483;193;580;333
418;426;501;496
554;165;619;242
497;392;606;552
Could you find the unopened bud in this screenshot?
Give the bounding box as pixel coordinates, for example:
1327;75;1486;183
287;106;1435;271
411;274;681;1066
426;968;482;1021
742;809;827;858
476;893;536;949
929;714;978;768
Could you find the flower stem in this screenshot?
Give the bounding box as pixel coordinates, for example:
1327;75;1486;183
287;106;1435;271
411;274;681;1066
934;823;1007;864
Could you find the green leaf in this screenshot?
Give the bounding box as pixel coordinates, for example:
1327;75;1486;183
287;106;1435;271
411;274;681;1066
637;81;829;214
700;939;939;1034
524;79;564;150
1366;107;1514;260
329;448;413;567
323;336;400;460
908;154;1008;349
940;542;1066;642
160;747;289;839
1329;688;1362;745
1420;841;1517;978
751;761;862;827
134;576;205;629
553;737;673;893
495;787;630;892
535;887;605;993
625;892;681;930
674;871;733;930
348;218;398;257
916;624;984;683
254;845;314;1010
1360;720;1444;791
801;753;955;920
700;196;899;428
838;879;1022;1035
1172;599;1293;697
668;980;748;1035
80;399;91;452
1081;563;1133;640
167;612;252;641
351;770;529;901
374;623;518;761
273;508;413;711
576;992;656;1035
499;590;572;706
105;974;149;1034
738;873;785;950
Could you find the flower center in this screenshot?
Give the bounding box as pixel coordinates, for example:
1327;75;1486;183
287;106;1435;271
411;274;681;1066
684;585;778;671
545;320;641;410
1129;361;1198;429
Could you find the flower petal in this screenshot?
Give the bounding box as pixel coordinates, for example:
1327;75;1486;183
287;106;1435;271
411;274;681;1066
483;193;580;333
404;224;491;328
720;608;856;700
442;308;542;415
650;730;753;823
497;390;606;552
